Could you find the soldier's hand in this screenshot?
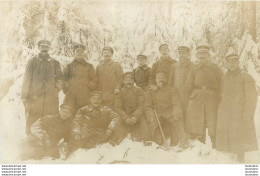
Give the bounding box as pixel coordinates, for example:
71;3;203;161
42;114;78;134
108;121;115;130
130;116;137;125
21;99;27;107
114;88;120;94
126;118;132;125
173;115;181;121
74;134;81;141
105;129;112;137
150;85;158;91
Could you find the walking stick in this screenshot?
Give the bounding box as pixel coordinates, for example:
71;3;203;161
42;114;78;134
153;109;169;150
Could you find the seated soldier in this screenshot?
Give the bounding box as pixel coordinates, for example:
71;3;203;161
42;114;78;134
114;72;149;142
144;71;187;148
20;104;73;160
68;91;120;154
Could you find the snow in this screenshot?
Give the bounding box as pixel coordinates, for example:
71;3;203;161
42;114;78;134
0;1;260;164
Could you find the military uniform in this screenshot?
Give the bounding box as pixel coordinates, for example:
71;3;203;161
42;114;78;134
71;105;120;148
96;59;123;108
144;86;185;145
186;46;223;146
114;85;148;141
21;40;63;135
133;65;150;91
149;56;177;86
216;53;258;155
63;59;97;112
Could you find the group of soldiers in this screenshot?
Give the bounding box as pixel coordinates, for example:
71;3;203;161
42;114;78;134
20;39;258;162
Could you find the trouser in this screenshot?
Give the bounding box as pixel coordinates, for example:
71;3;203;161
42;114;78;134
197;117;216;148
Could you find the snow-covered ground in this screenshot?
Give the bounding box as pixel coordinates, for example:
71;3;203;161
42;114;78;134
0;70;259;164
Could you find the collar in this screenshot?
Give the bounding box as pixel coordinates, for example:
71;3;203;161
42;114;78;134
88;105;105;112
38;53;51;61
73;59;88;66
101;59;113;65
136;65;149;72
226;68;241;77
158;55;172;63
179;60;191;68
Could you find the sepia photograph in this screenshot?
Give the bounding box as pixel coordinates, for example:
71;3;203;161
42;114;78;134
0;0;259;165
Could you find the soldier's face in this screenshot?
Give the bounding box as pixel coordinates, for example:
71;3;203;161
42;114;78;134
225;58;239;71
102;50;113;60
60;108;72;120
179;51;190;63
197;52;210;64
75;48;85;61
123;75;134;87
156;75;166;88
137;58;146;66
159;46;169;56
90;96;102;108
39;45;50;54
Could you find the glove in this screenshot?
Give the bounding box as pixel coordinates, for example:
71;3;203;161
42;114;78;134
114;88;120;94
74;134;81;141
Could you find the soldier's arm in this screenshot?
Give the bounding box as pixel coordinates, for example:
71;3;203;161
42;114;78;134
243;74;258;121
72;108;84;136
54;60;63;83
216;66;224;94
96;65;100;90
171;89;183;120
149;62;157;86
168;64;175;87
144;91;156;122
115;63;124;89
106;108;120;131
63;64;70;93
185;68;195;97
88;64;98;91
114;91;128;121
132;89;145;121
21;59;34;100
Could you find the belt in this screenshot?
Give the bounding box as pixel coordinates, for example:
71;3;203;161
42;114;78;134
194;86;217;91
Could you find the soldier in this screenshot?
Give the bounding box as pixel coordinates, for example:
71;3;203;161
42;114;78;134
70;91;120;152
216;51;258;163
186;44;223;148
149;44;177;90
144;71;186;147
133;55;151;91
63;44;97;113
96;47;124;108
27;104;73;159
114;72;148;142
168;46;194;126
21;40;63;136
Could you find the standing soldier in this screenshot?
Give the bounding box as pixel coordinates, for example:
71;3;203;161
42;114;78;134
63;44;97;113
21;40;63;136
169;46;194;126
114;72;147;142
144;71;186;147
149;44;177;90
186;44;223;148
216;51;258;163
133;55;151;91
96;47;124;108
70;91;120;152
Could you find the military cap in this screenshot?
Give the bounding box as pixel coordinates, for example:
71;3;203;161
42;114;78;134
225;53;239;60
102;47;114;54
137;54;147;60
123;71;134;78
156;71;166;77
38;40;51;47
74;44;86;52
159;44;168;50
196;44;210;53
60;104;73;112
178;45;190;53
90;91;103;98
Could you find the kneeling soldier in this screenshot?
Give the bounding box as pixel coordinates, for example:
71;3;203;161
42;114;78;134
70;91;120;152
114;72;148;142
